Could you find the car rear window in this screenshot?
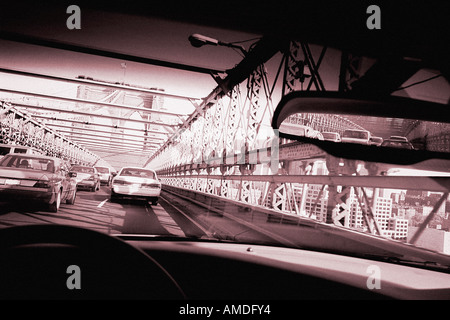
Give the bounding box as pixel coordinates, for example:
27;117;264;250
95;167;109;173
72;166;95;173
13;148;28;154
120;168;155;179
0;155;55;172
0;147;12;156
322;132;339;140
343;130;369;139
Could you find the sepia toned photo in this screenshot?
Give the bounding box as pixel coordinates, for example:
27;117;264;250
0;0;449;304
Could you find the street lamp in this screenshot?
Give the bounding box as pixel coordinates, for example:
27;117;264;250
188;33;247;56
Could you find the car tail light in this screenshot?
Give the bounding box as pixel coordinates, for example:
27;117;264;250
142;183;161;188
34;181;51;188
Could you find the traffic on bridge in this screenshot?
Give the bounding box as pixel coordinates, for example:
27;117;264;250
0;1;450;301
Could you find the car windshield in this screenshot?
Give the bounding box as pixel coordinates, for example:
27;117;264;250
71;166;95;174
0;155;55;172
0;2;450;276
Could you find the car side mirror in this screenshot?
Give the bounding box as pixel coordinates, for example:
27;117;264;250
69;172;77;178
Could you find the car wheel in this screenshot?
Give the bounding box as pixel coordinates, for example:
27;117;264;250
96;182;100;191
49;190;61;213
66;189;76;205
151;198;158;206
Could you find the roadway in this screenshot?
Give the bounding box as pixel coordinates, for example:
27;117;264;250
0;186;278;244
0;186;194;235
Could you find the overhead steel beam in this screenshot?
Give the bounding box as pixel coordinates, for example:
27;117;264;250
12;102;178;128
0;31;226;75
68;136;156;148
85;143;156;151
79;149;154;159
76;140;156;150
46;122;165;141
90;149;156;160
33;114;169;136
76;143;156;153
70;144;156;156
2;88;187;118
54;128;161;146
76;145;156;156
0;67;202;101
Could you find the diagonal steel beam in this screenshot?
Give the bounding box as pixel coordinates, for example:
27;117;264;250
409;192;449;244
146;35;288;165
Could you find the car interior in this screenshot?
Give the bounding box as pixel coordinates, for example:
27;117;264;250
0;0;449;304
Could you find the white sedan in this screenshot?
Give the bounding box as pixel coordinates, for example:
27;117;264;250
110;167;161;205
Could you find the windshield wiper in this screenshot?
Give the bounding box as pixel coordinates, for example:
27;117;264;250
363;254;450;273
114;233;232;243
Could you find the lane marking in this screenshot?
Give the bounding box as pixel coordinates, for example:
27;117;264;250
160;196;214;238
97;199;108;208
147;204;186;237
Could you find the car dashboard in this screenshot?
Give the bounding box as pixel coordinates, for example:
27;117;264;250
1;225;450;300
128;239;450;300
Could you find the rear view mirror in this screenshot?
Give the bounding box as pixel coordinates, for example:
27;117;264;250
272;91;450;172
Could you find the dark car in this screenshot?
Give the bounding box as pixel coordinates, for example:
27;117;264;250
0;154;77;212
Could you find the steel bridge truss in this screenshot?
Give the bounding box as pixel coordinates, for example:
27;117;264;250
1;101;98;164
146;38;450;242
1;32;448;242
